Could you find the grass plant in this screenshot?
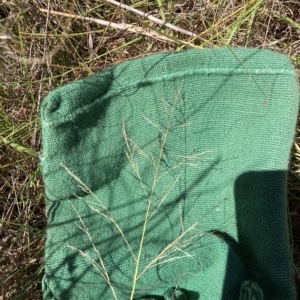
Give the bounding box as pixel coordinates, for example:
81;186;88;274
61;91;214;299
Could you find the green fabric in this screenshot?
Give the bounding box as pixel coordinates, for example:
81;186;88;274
41;48;298;300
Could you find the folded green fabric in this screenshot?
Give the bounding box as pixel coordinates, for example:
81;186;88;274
41;48;298;300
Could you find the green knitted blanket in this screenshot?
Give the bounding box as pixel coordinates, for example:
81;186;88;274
41;48;298;300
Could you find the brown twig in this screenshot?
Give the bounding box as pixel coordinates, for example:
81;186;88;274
101;0;197;37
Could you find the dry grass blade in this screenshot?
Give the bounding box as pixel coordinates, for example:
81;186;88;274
38;8;174;43
102;0;197;37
